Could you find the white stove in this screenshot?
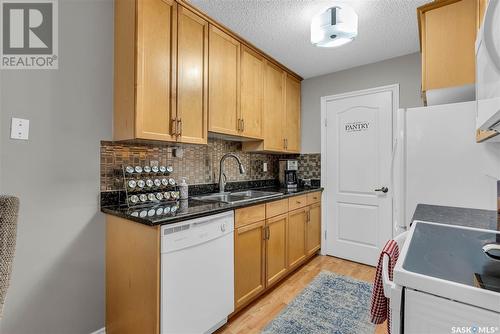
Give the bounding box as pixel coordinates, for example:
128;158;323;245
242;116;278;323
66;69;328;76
391;221;500;334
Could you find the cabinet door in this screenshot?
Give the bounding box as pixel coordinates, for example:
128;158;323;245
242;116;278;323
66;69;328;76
287;208;307;268
208;25;240;136
306;203;321;255
234;220;266;309
421;0;478;91
265;214;288;287
285;74;301;153
135;0;177;141
263;61;286;151
176;6;208;144
240;46;264;139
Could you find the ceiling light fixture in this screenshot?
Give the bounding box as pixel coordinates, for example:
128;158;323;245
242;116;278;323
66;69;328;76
311;5;358;48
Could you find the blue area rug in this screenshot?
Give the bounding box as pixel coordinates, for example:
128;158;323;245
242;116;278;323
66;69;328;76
262;271;375;334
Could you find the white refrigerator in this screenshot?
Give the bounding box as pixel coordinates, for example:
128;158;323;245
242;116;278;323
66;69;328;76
394;100;500;232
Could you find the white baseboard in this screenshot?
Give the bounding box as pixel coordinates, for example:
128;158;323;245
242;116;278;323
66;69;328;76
89;327;105;334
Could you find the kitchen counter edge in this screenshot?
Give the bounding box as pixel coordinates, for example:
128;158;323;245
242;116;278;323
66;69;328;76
102;187;324;226
411;203;499;231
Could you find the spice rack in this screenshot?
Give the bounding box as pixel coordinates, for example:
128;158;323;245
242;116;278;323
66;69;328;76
122;164;179;208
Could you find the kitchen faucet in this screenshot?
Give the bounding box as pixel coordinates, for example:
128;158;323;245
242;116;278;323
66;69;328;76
218;153;245;193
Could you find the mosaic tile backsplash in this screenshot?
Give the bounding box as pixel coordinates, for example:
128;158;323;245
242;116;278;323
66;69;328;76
297;154;321;180
100;138;320;192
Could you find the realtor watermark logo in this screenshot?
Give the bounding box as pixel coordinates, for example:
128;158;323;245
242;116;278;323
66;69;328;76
1;0;58;69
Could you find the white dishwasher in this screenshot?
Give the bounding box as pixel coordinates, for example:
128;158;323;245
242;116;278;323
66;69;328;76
160;211;234;334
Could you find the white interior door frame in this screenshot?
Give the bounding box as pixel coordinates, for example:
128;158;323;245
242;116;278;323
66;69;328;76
319;84;400;256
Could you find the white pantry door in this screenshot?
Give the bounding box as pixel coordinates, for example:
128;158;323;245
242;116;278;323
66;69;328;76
323;87;395;266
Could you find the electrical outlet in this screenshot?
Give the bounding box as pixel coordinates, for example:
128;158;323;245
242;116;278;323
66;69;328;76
10;118;29;140
150;160;159;167
263;162;268;172
173;147;184;158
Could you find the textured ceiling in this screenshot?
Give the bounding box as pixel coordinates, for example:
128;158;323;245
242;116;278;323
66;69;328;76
190;0;429;79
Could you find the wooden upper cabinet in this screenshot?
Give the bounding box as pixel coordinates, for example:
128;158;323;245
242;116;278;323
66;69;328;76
285;75;301;153
263;61;286;151
114;0;301;145
242;64;301;153
114;0;177;142
240;46;264;139
208;25;240;136
234;220;266;310
418;0;481;96
265;214;288;287
176;6;208;144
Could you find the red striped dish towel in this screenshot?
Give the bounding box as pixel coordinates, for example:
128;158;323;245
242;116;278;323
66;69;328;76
370;239;400;334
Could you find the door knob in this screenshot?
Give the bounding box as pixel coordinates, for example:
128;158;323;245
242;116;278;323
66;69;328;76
374;187;388;193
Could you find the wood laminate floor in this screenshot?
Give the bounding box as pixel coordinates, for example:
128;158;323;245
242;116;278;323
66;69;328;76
217;255;386;334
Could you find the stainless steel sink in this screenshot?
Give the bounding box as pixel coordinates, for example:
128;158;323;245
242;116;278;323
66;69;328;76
193;190;282;204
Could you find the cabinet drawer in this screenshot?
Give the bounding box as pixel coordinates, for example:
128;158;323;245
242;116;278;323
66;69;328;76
266;199;288;218
235;204;266;228
288;195;307;211
306;192;321;205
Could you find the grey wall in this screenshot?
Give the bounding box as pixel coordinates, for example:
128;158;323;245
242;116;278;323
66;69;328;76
0;0;113;333
301;52;423;153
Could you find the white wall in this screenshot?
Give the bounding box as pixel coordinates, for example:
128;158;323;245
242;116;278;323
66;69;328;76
0;0;113;333
301;52;423;153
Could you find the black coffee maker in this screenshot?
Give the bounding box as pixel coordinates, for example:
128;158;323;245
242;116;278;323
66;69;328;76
279;159;298;189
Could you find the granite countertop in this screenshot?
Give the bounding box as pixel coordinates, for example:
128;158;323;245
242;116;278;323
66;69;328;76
412;204;499;231
101;186;323;226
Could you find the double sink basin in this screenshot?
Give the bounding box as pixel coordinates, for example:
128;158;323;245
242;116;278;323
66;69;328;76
193;190;282;205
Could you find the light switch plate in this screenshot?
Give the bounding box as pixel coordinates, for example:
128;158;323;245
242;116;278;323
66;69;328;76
10;118;29;140
263;162;268;172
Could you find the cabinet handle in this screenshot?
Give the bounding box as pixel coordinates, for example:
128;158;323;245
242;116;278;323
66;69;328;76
267;226;270;240
263;226;270;240
283;138;286;149
177;118;182;137
237;119;240;131
172;119;178;136
241;119;245;132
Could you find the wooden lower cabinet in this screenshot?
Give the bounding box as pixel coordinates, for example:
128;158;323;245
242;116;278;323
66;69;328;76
265;214;288;287
306;203;321;255
233;193;322;312
234;220;266;309
287;208;307;268
106;215;160;334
